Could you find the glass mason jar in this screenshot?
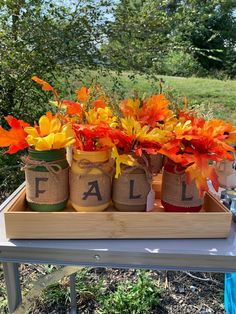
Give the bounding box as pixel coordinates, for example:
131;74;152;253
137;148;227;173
24;148;69;211
112;165;151;212
215;156;236;188
70;150;112;212
161;159;203;212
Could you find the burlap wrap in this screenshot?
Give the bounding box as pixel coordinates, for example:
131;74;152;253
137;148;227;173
161;170;203;207
112;165;151;206
69;159;112;207
215;159;236;188
25;167;69;204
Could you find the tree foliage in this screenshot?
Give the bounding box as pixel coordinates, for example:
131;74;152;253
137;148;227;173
102;0;172;72
0;0;106;122
102;0;236;77
172;0;236;77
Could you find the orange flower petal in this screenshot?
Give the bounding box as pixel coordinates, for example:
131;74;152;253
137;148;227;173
32;76;60;104
75;87;89;103
0;117;29;153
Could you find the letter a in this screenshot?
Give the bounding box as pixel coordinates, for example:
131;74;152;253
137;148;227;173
82;180;102;201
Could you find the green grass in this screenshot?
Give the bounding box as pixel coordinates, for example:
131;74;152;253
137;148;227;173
97;270;162;314
159;75;236;121
158;75;236;107
59;70;236;122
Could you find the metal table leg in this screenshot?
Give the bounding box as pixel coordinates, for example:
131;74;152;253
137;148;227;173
3;262;22;314
70;273;77;314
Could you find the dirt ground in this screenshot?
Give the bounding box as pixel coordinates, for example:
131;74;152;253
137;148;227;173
0;264;225;313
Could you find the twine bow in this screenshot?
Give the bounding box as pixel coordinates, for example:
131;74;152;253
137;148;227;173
21;156;65;182
75;158;115;179
121;154;153;187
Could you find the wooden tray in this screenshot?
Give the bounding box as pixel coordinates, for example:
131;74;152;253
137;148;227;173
4;177;232;239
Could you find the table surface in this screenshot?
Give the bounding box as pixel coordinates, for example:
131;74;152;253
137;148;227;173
1;183;236;273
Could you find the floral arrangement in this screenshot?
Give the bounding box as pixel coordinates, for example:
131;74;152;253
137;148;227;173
111;94;174;177
117;94;236;195
0;112;75;153
158;108;236;195
0;76;236;196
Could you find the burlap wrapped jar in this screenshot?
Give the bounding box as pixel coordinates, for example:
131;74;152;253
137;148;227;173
161;159;203;212
112;159;152;212
70;150;113;212
215;157;236;188
22;148;69;211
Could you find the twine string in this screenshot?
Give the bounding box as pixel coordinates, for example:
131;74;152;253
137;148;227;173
21;156;64;174
120;154;152;186
75;158;115;179
21;156;67;183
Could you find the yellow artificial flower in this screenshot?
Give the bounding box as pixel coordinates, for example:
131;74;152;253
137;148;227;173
111;146;136;178
86;107;118;127
173;120;193;141
120;117;141;136
226;130;236;145
24;113;75;151
157;116;178;132
120;98;141;118
121;117;170;145
138;126;171;144
25;114;62;137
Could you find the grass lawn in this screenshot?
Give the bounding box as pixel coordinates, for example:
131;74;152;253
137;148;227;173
65;70;236;121
159;75;236;121
157;75;236;108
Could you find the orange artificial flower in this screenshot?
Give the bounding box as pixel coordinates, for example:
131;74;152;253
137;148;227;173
0;116;29;154
185;154;219;197
139;94;172;127
76;87;89;103
32;76;60;105
120;94;173;128
158;108;236;195
61;100;83;119
120;98;141;118
93;98;106;110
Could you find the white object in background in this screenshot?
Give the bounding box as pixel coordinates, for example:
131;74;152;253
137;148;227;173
215;154;236;188
66;146;73;166
226;171;236;189
146;189;155;211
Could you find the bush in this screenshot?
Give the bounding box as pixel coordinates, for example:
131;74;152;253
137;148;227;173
0;150;25;202
97;270;162;314
161;51;205;77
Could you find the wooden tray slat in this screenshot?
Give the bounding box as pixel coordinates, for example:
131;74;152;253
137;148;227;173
4;179;232;239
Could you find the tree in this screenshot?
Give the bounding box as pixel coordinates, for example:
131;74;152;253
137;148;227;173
101;0;172;73
102;0;236;77
0;0;105;122
172;0;236;76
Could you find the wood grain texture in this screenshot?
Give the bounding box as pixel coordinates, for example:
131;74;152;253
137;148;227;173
4;181;232;239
